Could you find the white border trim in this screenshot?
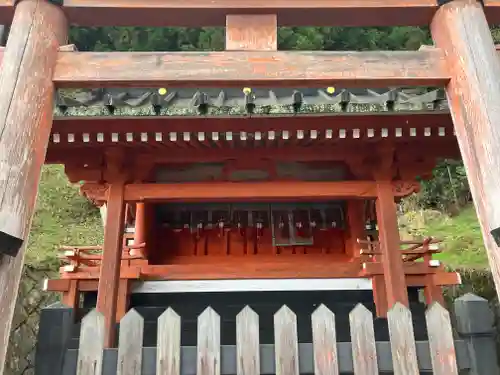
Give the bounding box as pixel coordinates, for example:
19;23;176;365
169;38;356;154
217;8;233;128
131;278;373;294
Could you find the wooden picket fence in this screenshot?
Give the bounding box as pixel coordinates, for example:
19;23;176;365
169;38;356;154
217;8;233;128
71;302;467;375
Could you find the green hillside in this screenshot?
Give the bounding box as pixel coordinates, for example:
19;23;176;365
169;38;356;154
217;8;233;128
25;165;103;269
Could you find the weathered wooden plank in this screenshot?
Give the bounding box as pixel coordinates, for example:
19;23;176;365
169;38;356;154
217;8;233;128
0;1;67;372
197;307;221;375
117;309;144;375
52;50;447;88
77;309;105;375
59;0;438;27
236;306;260;375
349;304;378;375
431;0;500;302
157;308;181;375
312;304;339;375
274;306;299;375
425;303;459;375
387;303;419;375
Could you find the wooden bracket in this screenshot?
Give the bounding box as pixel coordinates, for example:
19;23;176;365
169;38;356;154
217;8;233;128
58;44;78;52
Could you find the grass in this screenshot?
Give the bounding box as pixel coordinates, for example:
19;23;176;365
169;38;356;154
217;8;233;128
25;165;104;269
400;205;488;270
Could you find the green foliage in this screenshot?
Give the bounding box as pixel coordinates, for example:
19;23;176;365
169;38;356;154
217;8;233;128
69;26;432;52
415;160;471;214
26;165;103;269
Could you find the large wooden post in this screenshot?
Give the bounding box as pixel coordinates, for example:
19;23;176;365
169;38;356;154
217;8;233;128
96;181;125;347
0;0;67;371
431;0;500;298
375;181;409;310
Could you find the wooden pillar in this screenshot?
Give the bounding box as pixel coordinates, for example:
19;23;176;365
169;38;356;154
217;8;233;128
0;0;67;371
375;181;409;310
134;203;146;246
431;0;500;301
346;200;365;257
96;182;125;347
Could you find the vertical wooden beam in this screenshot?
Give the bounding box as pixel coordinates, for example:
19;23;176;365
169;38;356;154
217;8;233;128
0;0;67;372
225;14;277;51
96;181;125;347
134;203;146;246
375;181;409;309
346;200;365;257
431;0;500;300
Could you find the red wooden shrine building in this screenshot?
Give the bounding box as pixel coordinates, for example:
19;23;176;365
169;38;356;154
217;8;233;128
2;0;500;360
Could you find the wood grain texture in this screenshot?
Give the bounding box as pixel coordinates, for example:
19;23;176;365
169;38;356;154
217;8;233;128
96;182;125;347
387;303;419;375
431;0;500;303
60;0;438;27
157;308;181;375
312;304;339;375
375;181;409;307
76;309;105;375
197;307;221;375
274;306;299;375
0;1;66;372
236;306;260;375
124;181;381;202
117;309;143;375
226;15;277;51
425;303;459;375
53;50;447;88
349;304;379;375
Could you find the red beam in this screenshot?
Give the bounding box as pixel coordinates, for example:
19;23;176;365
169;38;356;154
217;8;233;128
61;0;438;27
53;49;447;88
50;112;454;134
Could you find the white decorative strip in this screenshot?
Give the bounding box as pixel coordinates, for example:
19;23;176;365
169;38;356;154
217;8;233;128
183;132;190;142
353;129;360;139
197;132;205;142
211;132;219;141
169;132;177;142
268;131;275;140
438;127;445;136
424;127;431;136
297;130;304;140
240;132;247;141
226;132;233;141
53;133;60;143
395;128;402;137
410;128;417;137
111;133;119;142
155;132;162;142
131;278;373;294
67;133;75;143
254;131;262;141
83;133;90;143
126;133;133;142
367;129;374;138
326;129;333;139
310;130;318;139
141;132;148;142
282;130;289;140
381;128;388;138
339;129;346;138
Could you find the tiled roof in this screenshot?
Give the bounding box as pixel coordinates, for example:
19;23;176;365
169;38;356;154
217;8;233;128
54;87;448;117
